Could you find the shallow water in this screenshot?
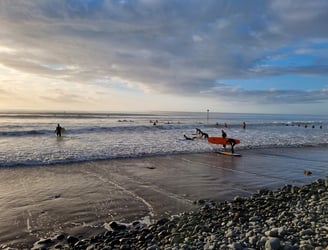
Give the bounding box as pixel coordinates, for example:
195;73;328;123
0;146;327;248
0;111;327;166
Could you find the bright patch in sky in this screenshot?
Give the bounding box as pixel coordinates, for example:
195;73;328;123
0;0;327;114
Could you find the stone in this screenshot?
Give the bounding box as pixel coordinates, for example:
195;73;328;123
300;229;314;236
67;235;79;246
147;245;159;250
265;228;278;237
229;242;242;250
265;237;280;250
171;234;182;245
249;216;260;222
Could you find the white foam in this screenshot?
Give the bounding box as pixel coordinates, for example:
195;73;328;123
0;112;327;166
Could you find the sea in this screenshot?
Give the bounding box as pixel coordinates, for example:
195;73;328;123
0;111;327;167
1;111;328;248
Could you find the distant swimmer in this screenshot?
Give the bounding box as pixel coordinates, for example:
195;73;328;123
242;121;246;129
55;124;62;137
152;120;159;126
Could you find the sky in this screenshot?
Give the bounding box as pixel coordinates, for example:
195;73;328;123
0;0;328;115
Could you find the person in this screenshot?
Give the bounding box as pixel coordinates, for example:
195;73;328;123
195;128;209;139
220;129;237;153
195;128;202;135
221;129;227;150
242;121;246;129
184;134;196;140
226;138;237;153
55;124;62;137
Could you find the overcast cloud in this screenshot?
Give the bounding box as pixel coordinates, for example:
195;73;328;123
0;0;328;109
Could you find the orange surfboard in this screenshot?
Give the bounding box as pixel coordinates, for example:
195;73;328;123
207;137;240;145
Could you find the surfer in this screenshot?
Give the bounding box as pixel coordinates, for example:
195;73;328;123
55;124;62;137
195;128;209;139
184;134;196;140
242;121;246;129
221;129;237;153
221;129;227;150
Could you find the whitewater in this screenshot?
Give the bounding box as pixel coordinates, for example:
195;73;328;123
0;111;327;167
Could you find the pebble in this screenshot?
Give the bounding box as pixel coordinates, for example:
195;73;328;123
265;237;281;250
26;178;327;249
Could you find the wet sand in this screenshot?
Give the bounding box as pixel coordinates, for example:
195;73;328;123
0;146;327;248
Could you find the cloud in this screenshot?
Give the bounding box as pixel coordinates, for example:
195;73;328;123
0;0;328;107
205;85;328;104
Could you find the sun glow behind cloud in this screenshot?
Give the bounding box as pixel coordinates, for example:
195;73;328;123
0;0;327;114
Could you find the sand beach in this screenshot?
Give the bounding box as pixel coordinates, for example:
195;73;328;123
0;146;327;249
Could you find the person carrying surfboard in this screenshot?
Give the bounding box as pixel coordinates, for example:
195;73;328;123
222;130;238;153
221;129;227;150
55;124;62;137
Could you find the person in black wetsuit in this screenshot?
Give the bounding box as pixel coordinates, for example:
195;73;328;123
221;129;236;153
184;135;196;140
55;124;62;137
221;129;227;150
226;138;237;153
221;129;227;138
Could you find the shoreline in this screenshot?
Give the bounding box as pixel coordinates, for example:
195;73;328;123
0;146;327;249
2;144;328;169
33;178;328;250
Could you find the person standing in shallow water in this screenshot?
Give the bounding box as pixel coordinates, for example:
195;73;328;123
221;129;227;138
242;121;246;129
55;124;62;137
221;129;227;150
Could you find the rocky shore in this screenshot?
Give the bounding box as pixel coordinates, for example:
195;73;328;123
32;178;327;250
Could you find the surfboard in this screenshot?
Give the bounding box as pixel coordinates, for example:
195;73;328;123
218;151;242;157
207;137;240;145
61;127;65;134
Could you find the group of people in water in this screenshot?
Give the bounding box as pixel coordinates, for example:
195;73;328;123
184;121;246;141
286;123;323;129
184;121;247;153
184;127;238;153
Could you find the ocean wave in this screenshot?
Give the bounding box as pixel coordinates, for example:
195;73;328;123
0;129;50;137
0;111;159;120
1;111;327;168
0;124;200;137
1;143;327;168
